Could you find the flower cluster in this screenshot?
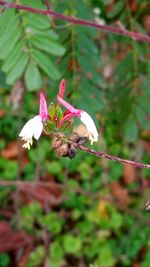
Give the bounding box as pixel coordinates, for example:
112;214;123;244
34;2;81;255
19;80;99;150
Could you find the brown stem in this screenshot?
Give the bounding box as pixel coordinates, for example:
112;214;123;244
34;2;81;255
0;180;64;188
78;144;150;169
0;0;150;42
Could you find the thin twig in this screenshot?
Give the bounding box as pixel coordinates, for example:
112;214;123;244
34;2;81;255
78;144;150;169
0;180;64;188
0;2;10;13
0;180;95;197
0;0;150;42
0;180;106;201
44;0;51;11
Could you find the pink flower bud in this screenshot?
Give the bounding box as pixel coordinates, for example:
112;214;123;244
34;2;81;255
39;92;48;122
58;79;66;98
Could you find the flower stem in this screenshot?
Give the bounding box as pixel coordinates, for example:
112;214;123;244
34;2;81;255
78;144;150;169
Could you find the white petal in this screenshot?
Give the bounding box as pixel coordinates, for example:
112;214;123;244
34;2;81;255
80;111;99;144
33;117;43;140
19;115;43;149
19;118;37;139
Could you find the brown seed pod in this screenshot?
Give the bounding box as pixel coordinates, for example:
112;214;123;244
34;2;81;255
68;144;78;159
69;132;80;142
144;200;150;211
52;133;65;149
55;143;69;157
70;132;88;145
52;132;87;159
67;132;87;159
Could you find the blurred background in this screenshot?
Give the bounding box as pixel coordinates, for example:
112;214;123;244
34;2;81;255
1;0;150;266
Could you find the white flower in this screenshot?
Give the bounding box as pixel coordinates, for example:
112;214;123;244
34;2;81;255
93;7;101;15
19;115;43;149
80;111;99;145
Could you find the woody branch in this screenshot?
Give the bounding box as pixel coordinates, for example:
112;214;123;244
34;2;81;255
78;145;150;169
0;0;150;42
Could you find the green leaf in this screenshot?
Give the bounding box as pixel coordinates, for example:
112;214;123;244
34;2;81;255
107;0;125;18
96;245;116;267
0;9;15;33
0;21;19;51
63;234;82;254
26;246;45;267
109;163;123;181
110;212;123;230
0;3;64;85
25;61;42;90
124;118;138;142
115;53;134;84
137;97;150;115
136;106;150;129
33;50;61;80
76;79;104;114
0;10;17;36
2;40;25;73
45;161;62;175
24;12;50;30
77;30;98;56
6;53;29;84
50;241;64;260
3;160;18;180
141;251;150;267
31;36;65;56
0;29;21;60
0;253;10;267
27;28;59;40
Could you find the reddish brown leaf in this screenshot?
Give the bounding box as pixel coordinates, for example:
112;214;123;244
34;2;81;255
110;181;130;207
0;222;32;252
44;173;55;182
1;141;20;158
0;109;6;117
143;15;150;34
142;141;150;155
0;221;10;234
123;164;136;185
17;242;33;267
128;0;138;12
0;210;13;219
68;58;80;71
132;262;140;267
19;184;63;207
1;141;29;167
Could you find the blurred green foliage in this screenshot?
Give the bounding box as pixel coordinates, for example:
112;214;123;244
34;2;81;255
1;0;150;266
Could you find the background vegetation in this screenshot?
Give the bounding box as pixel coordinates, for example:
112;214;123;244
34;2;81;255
0;0;150;266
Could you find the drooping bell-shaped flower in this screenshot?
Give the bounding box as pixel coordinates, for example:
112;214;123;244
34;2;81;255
57;94;99;145
19;92;48;149
80;111;99;144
